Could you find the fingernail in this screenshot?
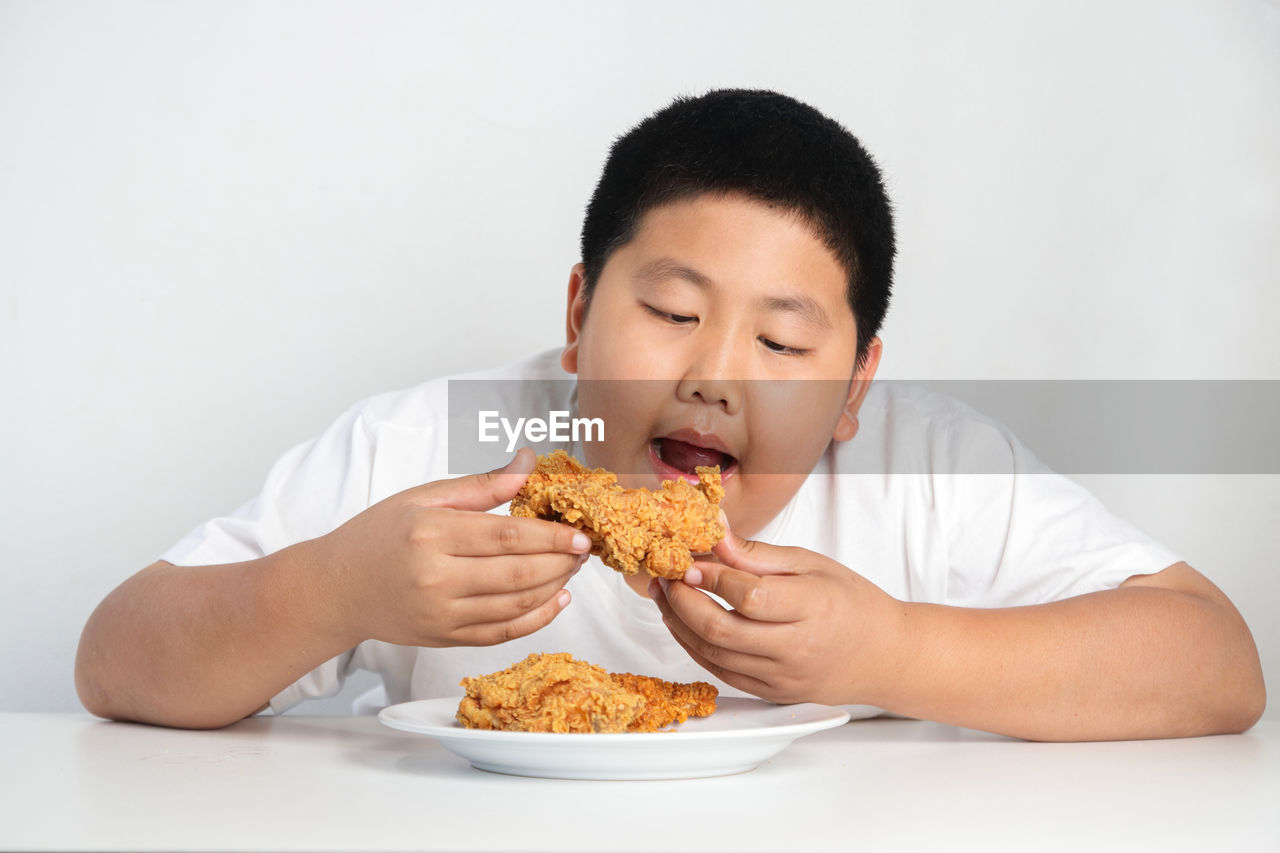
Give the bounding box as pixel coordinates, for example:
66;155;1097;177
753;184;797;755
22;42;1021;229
647;578;660;600
658;577;670;595
684;567;703;586
718;508;730;530
557;590;571;607
572;533;591;552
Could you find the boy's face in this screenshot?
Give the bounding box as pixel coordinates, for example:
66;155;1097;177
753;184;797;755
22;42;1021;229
561;192;881;540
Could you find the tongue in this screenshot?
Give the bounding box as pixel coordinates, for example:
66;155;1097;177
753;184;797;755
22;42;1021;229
659;438;727;473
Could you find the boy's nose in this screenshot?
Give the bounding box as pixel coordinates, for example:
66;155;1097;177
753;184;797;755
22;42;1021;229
675;374;741;414
675;331;744;413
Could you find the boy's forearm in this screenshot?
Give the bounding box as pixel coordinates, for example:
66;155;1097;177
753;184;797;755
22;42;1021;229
876;573;1266;741
75;540;358;729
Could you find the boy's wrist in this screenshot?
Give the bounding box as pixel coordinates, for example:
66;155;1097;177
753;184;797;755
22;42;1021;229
260;537;369;653
860;597;916;710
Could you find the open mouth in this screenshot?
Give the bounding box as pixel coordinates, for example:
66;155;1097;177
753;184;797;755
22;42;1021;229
650;436;738;483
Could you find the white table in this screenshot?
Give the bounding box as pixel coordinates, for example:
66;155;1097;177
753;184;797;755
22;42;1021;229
2;713;1277;852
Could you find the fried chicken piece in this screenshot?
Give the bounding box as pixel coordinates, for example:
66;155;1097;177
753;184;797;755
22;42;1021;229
457;653;643;733
456;652;718;733
609;671;720;731
510;450;725;579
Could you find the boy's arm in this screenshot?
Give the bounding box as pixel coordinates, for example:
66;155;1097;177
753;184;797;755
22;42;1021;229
76;450;590;729
75;546;357;729
883;561;1265;740
650;530;1266;741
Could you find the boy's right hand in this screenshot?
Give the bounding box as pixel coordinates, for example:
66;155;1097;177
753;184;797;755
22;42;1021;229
310;447;590;649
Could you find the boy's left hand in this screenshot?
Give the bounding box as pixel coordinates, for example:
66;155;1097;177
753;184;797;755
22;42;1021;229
649;522;906;706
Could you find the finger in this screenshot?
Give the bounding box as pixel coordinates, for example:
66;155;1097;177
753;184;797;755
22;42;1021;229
457;551;585;596
455;569;581;623
445;512;591;558
649;576;781;659
711;516;803;576
412;447;537;512
657;600;778;678
684;561;801;623
659;608;775;698
456;587;572;646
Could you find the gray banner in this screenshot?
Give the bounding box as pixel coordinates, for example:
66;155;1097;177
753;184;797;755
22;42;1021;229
447;379;1280;475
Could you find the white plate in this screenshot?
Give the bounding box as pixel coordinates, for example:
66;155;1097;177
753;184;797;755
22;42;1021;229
378;696;850;780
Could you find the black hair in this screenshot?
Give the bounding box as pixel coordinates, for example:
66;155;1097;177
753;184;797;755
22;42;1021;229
579;88;895;370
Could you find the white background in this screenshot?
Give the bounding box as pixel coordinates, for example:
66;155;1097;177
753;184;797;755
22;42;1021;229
2;0;1276;717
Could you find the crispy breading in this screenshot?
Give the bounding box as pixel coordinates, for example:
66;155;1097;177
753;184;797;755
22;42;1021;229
510;450;725;579
456;652;718;733
609;671;720;731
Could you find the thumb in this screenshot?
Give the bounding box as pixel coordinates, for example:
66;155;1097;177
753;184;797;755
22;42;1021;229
415;447;537;511
710;510;797;576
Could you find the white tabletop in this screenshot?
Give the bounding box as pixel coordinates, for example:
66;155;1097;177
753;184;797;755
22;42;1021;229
2;712;1277;852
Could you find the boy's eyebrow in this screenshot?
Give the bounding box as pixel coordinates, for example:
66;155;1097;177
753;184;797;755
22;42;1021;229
759;293;834;331
634;258;714;289
634;256;835;331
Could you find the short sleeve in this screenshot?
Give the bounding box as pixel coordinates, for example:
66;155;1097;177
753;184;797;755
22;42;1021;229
159;404;378;711
939;416;1183;608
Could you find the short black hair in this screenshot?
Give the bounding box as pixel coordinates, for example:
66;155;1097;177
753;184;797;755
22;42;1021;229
579;88;896;370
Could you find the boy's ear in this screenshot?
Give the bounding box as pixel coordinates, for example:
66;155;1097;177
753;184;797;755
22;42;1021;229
832;336;883;442
561;263;589;374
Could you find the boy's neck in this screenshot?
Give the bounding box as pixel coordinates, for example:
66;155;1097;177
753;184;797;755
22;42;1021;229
623;571;653;598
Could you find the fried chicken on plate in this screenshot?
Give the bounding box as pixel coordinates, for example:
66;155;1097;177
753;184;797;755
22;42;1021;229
456;652;718;733
510;450;725;579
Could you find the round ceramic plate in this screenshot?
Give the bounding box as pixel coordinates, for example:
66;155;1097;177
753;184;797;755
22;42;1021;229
377;696;850;780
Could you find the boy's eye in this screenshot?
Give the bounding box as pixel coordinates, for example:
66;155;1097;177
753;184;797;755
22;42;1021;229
644;304;697;325
759;336;809;356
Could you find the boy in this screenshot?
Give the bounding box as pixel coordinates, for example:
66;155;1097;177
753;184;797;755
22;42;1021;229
76;89;1265;739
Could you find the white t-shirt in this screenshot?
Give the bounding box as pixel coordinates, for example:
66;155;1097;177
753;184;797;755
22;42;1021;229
161;348;1182;718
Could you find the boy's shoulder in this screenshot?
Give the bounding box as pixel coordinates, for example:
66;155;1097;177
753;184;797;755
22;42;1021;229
862;380;1004;431
847;381;1032;477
